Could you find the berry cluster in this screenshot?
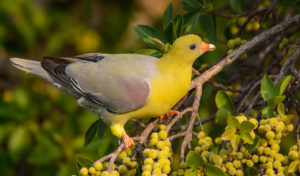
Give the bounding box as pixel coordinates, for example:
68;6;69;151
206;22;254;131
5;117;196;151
230;17;260;35
79;147;138;176
227;38;247;59
141;125;172;176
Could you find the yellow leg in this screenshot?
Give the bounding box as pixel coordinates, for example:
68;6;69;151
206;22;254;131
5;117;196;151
111;124;134;149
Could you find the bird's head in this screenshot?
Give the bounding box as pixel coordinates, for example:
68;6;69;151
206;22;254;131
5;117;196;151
169;34;216;63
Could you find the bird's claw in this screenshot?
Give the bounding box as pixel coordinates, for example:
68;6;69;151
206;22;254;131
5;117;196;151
160;110;179;122
122;133;134;149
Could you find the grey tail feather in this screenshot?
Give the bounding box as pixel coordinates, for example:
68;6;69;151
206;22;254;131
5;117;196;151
10;58;53;82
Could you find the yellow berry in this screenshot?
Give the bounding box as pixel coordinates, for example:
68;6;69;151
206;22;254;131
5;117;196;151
271;144;280;152
265;162;273;169
177;169;184;176
257;146;264;155
273;160;281;169
264;147;271;155
122;157;131;166
101;171;109;176
252;155;259;163
89;167;96;175
158;151;168;159
264;124;271;131
130;161;138;168
159;130;168;140
227;49;234;55
265;169;274;176
215;137;222;145
225;162;233;169
234;37;241;45
241;40;247;45
269;118;278;126
231;25;239;35
179;162;187;169
148;149;158;159
246;23;252;31
198;131;205;138
118;151;127;160
153;162;161;169
110;170;119;176
94;162;103;171
288;150;299;160
246;160;254;167
266;131;275;140
287;124;294;131
162;166;171;174
159;125;166;130
236;115;247;123
236;169;243;176
142;171;151;176
233;160;241;168
228;167;236;175
164;140;171;147
142;164;152;172
194;146;201;153
253;22;260;30
144;158;153;165
150;138;158;146
151;132;158;139
237;17;247;26
156;141;165;149
95;171;101;176
227;39;235;49
153;168;162;175
260;156;267;163
143;148;150;157
213;156;223;165
80;168;89;176
249;118;258;129
235;152;243;160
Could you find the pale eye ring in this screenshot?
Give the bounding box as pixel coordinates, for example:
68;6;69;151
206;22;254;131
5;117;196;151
189;44;196;50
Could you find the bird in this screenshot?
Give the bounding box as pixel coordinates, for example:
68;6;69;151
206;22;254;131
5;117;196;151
10;34;215;149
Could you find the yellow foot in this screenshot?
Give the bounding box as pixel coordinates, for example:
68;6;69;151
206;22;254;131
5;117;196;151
160;110;179;122
122;133;134;149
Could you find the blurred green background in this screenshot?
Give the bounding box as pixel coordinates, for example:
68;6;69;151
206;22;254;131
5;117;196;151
0;0;179;175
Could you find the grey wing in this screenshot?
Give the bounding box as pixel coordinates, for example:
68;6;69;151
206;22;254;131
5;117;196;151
41;53;157;113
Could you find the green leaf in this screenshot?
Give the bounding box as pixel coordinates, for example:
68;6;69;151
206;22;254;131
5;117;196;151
133;25;167;50
215;90;235;114
216;107;230;126
277;103;285;117
27;133;61;165
240;132;254;144
288;159;300;173
240;121;255;133
183;12;200;34
163;3;173;30
267;95;286;107
173;14;184;39
135;49;162;57
97;119;107;139
246;167;259;176
227;116;239;130
276;75;292;95
296;2;300;14
221;128;235;141
186;151;204;168
261;74;277;101
246;136;261;153
204;164;226;176
231;135;240;151
199;14;216;43
85;119;107;146
184;168;200;176
278;0;296;7
262;106;275;118
75;155;94;174
181;0;205;13
229;0;244;12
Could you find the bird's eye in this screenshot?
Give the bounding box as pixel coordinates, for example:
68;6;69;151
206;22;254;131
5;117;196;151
189;44;196;50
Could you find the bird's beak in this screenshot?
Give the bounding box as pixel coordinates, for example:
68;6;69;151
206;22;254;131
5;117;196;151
200;42;216;51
